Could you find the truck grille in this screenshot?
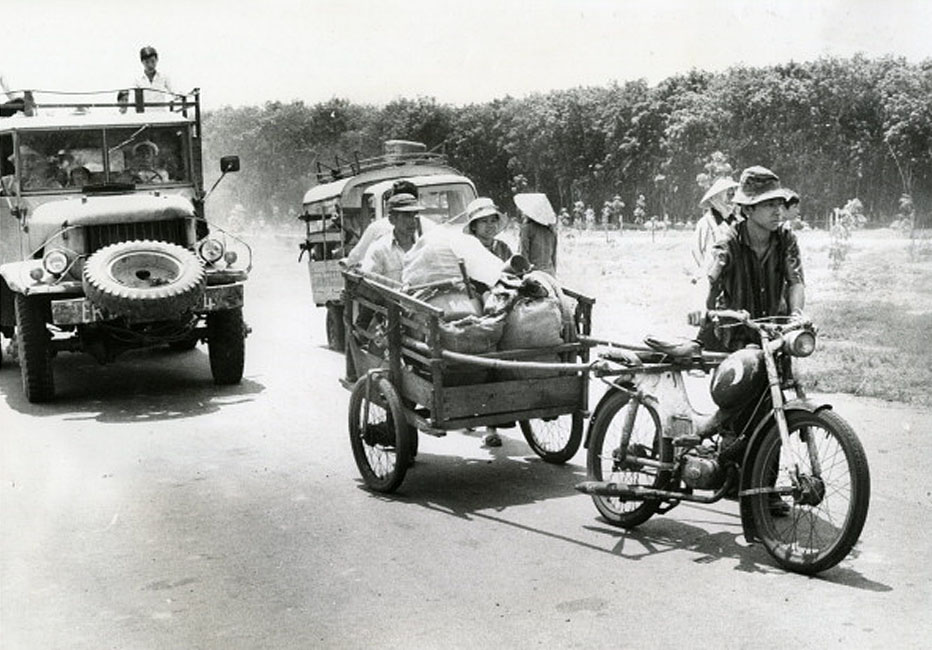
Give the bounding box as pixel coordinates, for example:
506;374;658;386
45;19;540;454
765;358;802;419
86;219;189;253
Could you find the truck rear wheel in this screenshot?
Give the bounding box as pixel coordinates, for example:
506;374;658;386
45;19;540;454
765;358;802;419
326;303;345;351
207;307;245;384
14;294;55;402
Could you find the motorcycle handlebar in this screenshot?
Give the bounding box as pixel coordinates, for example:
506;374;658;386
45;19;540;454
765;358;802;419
701;309;812;335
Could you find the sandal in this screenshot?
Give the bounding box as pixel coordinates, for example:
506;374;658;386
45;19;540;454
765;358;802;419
482;431;502;447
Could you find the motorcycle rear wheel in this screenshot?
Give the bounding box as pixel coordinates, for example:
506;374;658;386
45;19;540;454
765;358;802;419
748;410;870;574
586;390;670;528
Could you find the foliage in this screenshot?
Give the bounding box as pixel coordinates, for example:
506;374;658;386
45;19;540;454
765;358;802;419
829;198;868;270
202;55;932;231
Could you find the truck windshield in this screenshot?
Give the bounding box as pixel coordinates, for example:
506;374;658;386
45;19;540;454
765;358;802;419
408;183;476;223
16;124;190;192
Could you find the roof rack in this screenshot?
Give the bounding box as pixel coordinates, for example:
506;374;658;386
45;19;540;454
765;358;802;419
0;87;199;118
315;140;450;184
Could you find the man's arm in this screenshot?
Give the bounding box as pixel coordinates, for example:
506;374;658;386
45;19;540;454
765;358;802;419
782;229;805;316
0;74;14;101
787;282;805;316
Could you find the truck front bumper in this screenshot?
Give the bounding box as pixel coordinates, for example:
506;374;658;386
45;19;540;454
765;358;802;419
50;282;245;325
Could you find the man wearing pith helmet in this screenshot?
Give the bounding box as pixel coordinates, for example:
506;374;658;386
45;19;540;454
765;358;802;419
692;166;806;352
359;193;425;283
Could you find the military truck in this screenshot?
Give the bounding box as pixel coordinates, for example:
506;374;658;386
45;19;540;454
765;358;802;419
0;88;249;402
299;140;476;350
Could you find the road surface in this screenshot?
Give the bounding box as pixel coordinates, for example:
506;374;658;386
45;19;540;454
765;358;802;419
1;235;930;649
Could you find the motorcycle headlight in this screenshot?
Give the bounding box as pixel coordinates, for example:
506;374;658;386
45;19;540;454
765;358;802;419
785;330;816;357
42;249;70;276
198;238;225;264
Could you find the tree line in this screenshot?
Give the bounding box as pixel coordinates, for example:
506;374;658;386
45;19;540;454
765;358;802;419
202;54;931;228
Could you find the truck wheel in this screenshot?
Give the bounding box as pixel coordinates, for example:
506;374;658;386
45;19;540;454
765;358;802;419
326;304;345;351
14;294;55;402
83;240;205;321
207;307;245;384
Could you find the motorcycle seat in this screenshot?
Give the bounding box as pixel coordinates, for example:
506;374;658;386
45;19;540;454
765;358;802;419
643;336;701;360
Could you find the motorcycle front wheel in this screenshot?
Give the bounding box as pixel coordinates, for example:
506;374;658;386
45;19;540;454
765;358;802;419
586;390;671;528
748;410;870;574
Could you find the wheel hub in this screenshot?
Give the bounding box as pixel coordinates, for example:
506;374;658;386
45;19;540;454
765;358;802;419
794;474;826;506
108;251;182;288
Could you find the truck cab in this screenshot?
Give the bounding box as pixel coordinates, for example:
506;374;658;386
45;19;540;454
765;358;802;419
299;140;476;350
0;88;250;402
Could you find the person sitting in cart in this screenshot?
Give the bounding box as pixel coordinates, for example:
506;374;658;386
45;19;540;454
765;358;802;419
462;197;514;448
359;192;425;283
463;197;513;262
345;180;421;269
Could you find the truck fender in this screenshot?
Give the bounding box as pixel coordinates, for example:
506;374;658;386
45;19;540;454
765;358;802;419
738;398;834;543
0;261;44;295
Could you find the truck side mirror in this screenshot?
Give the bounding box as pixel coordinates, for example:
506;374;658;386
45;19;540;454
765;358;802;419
220;156;240;173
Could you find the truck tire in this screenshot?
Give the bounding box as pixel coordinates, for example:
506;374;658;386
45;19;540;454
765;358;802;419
83;240;205;321
326;303;345;351
207;307;245;384
14;294;54;402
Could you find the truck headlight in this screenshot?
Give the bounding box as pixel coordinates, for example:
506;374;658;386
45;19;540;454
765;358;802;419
43;249;70;276
198;238;225;264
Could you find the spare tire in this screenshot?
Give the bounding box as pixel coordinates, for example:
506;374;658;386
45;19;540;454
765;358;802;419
83;240;206;321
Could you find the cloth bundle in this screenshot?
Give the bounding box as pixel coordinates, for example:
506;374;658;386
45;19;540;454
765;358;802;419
402;225;504;288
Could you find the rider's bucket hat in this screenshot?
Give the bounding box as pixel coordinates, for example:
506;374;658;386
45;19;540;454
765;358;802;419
733;166;796;206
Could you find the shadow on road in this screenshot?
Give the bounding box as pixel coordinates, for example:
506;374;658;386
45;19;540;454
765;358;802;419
583;516;892;591
0;345;265;422
364;433;588;514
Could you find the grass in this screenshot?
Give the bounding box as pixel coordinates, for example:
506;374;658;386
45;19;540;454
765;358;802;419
517;225;932;408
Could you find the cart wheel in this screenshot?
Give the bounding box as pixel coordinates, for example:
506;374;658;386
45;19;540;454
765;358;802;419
348;375;413;492
520;413;583;464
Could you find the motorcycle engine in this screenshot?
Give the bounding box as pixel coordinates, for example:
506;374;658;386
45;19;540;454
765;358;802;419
681;445;725;490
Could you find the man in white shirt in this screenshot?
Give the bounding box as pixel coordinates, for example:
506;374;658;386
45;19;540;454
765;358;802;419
121;46;174;111
359;193;424;283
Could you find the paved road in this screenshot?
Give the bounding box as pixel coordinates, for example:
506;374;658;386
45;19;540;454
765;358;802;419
1;236;930;649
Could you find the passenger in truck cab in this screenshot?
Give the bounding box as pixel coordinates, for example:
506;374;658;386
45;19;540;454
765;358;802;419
69;166;92;187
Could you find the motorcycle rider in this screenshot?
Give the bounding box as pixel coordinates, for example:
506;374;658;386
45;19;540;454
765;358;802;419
689;166;804;517
690;165;805;352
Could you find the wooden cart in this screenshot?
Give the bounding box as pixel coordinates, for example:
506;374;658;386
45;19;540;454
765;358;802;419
341;268;595;492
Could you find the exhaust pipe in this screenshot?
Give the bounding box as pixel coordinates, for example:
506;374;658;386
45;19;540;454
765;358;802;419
575;478;733;504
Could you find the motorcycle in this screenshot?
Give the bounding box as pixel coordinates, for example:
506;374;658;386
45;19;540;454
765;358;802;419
576;310;871;574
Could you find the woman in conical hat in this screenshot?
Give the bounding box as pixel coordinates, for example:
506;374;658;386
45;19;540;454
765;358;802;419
692;176;738;270
515;192;558;276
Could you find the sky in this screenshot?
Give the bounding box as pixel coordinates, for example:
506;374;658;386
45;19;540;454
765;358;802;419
4;0;931;110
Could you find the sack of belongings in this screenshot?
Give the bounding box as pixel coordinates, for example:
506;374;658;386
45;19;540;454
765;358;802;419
412;283;483;322
439;312;506;354
496;273;566;379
